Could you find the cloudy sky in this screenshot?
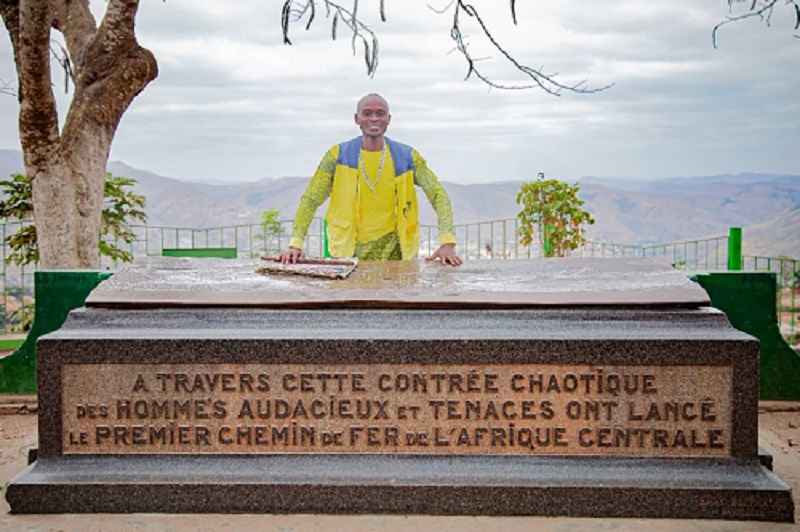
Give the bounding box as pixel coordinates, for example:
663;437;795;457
0;1;798;184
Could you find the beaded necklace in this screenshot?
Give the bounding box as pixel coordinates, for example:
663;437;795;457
358;144;387;198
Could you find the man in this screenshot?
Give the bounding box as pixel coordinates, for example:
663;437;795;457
279;93;462;266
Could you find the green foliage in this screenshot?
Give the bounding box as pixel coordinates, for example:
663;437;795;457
0;172;147;266
8;301;34;333
100;175;148;263
516;172;595;258
255;208;283;257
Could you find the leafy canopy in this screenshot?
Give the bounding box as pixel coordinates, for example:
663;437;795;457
0;173;147;266
256;208;284;257
516;172;595;258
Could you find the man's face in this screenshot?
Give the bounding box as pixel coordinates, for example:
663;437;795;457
355;97;391;139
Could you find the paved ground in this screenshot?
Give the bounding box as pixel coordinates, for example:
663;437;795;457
0;398;798;531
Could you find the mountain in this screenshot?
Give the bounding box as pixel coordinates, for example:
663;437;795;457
1;150;798;258
742;207;800;258
576;175;800;246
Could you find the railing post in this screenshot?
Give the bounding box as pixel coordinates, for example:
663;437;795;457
322;219;330;258
728;227;742;271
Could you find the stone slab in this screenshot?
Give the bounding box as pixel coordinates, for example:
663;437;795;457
34;307;761;458
6;455;793;520
85;257;709;309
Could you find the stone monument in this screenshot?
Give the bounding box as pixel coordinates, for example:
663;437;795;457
5;257;795;521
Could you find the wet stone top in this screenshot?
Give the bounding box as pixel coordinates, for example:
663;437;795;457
85;256;709;310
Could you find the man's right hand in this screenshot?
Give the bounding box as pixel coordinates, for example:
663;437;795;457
278;247;305;264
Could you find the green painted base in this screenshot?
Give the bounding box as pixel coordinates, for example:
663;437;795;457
0;271;112;394
0;336;26;351
694;272;800;401
162;248;237;258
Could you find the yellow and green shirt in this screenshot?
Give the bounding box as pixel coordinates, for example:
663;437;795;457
289;137;456;260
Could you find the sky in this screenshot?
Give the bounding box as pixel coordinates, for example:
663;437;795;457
0;1;798;185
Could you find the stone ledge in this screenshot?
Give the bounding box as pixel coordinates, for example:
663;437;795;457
7;455;793;520
759;402;800;413
0;404;37;415
0;394;38;415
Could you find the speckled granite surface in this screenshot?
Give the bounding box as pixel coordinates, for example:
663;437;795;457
86;256;710;308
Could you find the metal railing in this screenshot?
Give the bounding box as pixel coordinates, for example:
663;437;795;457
0;221;35;335
0;218;796;346
125;220;322;261
744;255;799;346
430;218;731;272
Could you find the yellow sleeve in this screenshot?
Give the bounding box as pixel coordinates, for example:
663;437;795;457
412;150;456;246
289;145;339;249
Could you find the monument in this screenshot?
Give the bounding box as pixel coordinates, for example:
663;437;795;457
5;257;795;521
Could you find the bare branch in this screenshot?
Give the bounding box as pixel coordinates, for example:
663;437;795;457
282;0;608;94
50;39;74;93
51;0;96;71
282;0;380;77
450;1;611;95
0;78;17;97
713;0;800;47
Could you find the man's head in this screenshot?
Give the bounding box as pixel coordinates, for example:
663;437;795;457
355;93;391;141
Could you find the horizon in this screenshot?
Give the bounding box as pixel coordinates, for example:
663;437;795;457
1;148;798;187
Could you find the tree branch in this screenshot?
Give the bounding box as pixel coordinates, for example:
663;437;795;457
60;0;157;164
81;0;141;76
67;0;156;107
713;0;800;47
0;78;16;97
16;0;62;178
282;0;381;76
282;0;609;94
52;0;96;72
450;1;610;95
1;0;21;101
50;40;74;93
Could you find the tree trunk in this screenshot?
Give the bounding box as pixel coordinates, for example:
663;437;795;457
1;0;157;270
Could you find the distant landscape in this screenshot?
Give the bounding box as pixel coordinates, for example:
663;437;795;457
1;149;798;258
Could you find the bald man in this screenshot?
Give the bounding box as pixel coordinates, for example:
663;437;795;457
279;93;461;266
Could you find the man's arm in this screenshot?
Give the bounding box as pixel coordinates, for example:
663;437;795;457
412;150;462;266
279;146;338;264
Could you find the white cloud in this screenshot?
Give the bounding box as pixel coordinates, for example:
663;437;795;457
1;1;798;184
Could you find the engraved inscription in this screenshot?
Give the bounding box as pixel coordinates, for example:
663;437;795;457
61;364;733;456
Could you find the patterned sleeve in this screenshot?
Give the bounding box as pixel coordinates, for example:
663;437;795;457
412;149;457;246
288;145;339;249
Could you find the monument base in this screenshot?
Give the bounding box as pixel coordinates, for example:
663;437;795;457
6;258;796;521
7;455;793;521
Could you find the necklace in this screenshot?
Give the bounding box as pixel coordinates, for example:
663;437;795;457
358;144;386;198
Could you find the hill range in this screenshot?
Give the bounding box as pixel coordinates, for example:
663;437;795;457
1;149;798;258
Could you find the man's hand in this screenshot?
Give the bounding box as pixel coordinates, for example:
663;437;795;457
278;247;305;264
426;243;462;267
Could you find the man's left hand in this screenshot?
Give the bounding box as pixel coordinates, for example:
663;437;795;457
426;243;462;267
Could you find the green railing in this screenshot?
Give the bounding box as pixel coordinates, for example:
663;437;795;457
430;218;731;271
744;255;799;346
120;220;321;261
0;218;796;346
1;221;36;335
